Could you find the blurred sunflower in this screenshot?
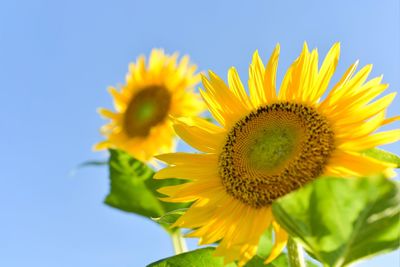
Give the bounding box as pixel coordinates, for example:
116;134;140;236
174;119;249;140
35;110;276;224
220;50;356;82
95;49;204;162
155;43;399;266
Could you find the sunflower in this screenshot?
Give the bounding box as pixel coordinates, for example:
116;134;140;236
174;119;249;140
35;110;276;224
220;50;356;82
154;43;400;266
95;49;204;162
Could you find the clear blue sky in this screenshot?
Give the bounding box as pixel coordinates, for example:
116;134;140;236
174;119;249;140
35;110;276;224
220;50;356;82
1;0;399;266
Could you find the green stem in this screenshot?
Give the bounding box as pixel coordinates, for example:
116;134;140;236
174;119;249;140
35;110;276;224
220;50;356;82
171;230;188;255
287;237;306;267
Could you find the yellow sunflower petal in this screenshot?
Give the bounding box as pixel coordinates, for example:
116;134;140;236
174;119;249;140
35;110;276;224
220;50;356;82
263;44;280;103
202;72;249;125
186;197;243;241
155;152;217;165
174;197;225;228
133;55;146;82
300;48;319;103
328;150;395;176
173;117;226;152
199;89;226;126
309;43;340;103
279;42;310;101
265;221;288;264
158;179;222;203
197;203;273;265
108;87;128;111
320;60;359;109
332;83;388;116
93;140;110;150
382;115;400;126
154;164;218;181
326;64;373;108
178;55;190;74
148;49;164;75
335;111;385;140
343;64;373;94
339;129;400;151
228;67;253;108
249;50;267;106
222;206;273;250
325;75;386;118
329;92;396;126
97;108;119;120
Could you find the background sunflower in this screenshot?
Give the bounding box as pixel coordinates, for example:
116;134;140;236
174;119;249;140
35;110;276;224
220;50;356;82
95;49;203;162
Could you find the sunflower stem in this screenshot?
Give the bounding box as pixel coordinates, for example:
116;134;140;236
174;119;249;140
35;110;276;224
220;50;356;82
171;230;188;255
287;237;306;267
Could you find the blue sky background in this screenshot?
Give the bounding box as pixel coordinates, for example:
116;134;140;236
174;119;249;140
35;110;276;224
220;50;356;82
0;0;399;266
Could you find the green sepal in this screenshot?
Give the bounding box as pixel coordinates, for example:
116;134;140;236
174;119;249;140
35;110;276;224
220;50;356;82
152;208;188;225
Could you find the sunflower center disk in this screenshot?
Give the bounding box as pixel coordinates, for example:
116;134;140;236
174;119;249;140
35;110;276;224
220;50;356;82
247;126;301;172
219;102;335;208
124;85;171;137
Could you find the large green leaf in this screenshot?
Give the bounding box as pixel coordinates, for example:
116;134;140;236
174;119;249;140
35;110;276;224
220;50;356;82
243;254;288;267
245;253;318;267
362;148;400;168
272;176;400;267
104;149;188;221
147;248;236;267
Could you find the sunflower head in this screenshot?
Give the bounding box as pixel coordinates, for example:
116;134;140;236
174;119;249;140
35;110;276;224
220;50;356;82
219;102;335;208
95;49;204;162
155;43;399;266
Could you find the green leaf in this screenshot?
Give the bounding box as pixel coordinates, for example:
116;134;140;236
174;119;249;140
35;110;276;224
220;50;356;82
104;149;188;222
362;148;400;168
245;254;287;267
147;248;236;267
245;253;318;267
272;176;400;267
